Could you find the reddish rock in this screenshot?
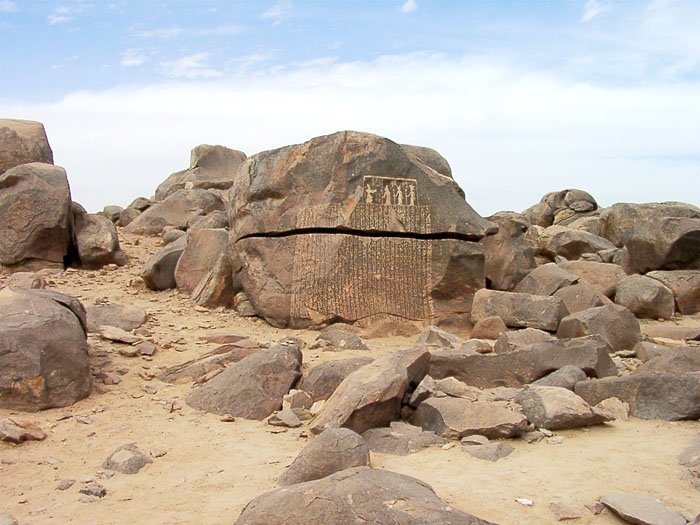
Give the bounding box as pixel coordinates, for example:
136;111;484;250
553;282;612;314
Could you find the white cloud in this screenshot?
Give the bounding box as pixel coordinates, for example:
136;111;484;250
0;1;18;12
262;0;291;25
48;6;74;24
159;52;223;79
195;23;244;36
120;48;148;67
581;0;611;22
4;53;700;216
137;26;183;38
399;0;418;14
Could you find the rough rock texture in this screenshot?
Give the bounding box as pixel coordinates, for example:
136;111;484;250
139;236;187;291
190;253;237;308
316;329;369;351
125;189;224;235
614;274;675;319
600;493;687;525
493;328;552;354
0;119;53;175
101;205;123;223
557;260;627;298
399;143;453;178
634;341;671;362
513;263;579;296
362;421;447;455
0;163;73;267
3;271;48;290
481;212;537;291
472;289;569;331
158;344;261;384
428;335;617;388
298;357;375;402
557;304;641;352
0;418;47;444
155;144;247;201
311;347;430;434
102;444;153;474
575;372;700;420
623;216;700;274
415;326;462;349
0;288;91;411
186;344;302;419
230;131;496;329
411;397;527;439
538;225;616;260
647;270;700;315
235;467;495;525
553;282;612;314
174;228;229;295
523;189;598;229
531;365;586;391
86;304;147;333
471;316;508;340
74;212;125;268
117;197;152;227
277;428;370;486
634;347;700;374
516;385;613;430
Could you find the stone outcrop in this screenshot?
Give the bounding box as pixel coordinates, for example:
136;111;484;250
174;228;230;295
523;189;598;228
556;260;627;298
73;211;125;268
557;304;641;352
647;270;700;315
0;119;53;175
623;216;700;273
471;289;569;331
230;131;496;329
481;212;537;291
513;263;578;296
614;274;675;319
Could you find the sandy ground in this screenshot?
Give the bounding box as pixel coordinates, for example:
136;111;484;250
1;229;699;524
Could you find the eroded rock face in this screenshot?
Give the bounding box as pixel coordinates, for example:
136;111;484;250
557;304;641;352
515;385;613;430
614;274;675;320
0;163;73;267
0;119;53;175
297;357;375;402
74;212;125;269
623;216;700;273
471;289;569;331
647;270;700;315
481;212;537;291
174;228;230;295
0;288;91;411
230;131;496;329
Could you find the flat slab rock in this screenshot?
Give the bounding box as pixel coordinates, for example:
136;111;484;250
362;421;447;455
236;466;496;525
86;304;147;333
600;493;687;525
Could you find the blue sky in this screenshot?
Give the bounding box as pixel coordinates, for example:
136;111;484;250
1;1;699;214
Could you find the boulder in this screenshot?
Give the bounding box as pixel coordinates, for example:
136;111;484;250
411;397;527;439
117;197;152;227
493;328;552;354
553;282;612;314
174;228;229;295
515;385;613;430
297;357;374;402
190;253;237;308
614;274;675;319
428;335;617;388
523;201;554;227
531;365;586;390
634;347;700;374
556;260;627;297
125;189;224;235
538;225;616;260
155;144;246;201
74;211;125;268
557;304;641;352
86;304;147;333
647;270;700;315
0;288;91;411
362;421;447;455
415;326;462;349
277;428;370;486
101;205;123;223
399;143;453;178
471;289;569;331
162;228;186;245
315;329;369;351
311;347;430;434
235;467;495;525
139;236;187;290
103;444;152;474
633;341;671;362
642;324;700;342
623;216;700;273
470;316;507;340
230;131;496;329
523;189;597;229
185;343;302;419
0;119;53;175
575;372;700;420
187;210;229;231
481;212;537;291
513;263;578;296
0;163;73;267
4;271;48;290
158;344;261;385
600;493;687;525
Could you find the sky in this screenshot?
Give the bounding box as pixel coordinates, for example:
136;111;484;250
1;0;699;216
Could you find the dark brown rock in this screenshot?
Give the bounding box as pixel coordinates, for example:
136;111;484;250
493;328;552;354
481;212;537;291
623;216;700;273
531;365;586;390
187;210;229;231
0;163;73;267
472;289;569;331
101;205;123;223
236;467;496;525
0;288;91;411
298;357;375;402
362;421;447;455
634;347;700;374
277;428;370;486
185;343;302;419
117;197;152;227
516;385;613;430
0;119;53;175
553;282;612;314
174;228;229;295
513;263;578;296
471;316;508;340
86;304;147;333
190;253;237;308
415;326;462;349
399;143;453;178
614;274;675;319
139;236;187;290
647;270;700;315
557;260;627;297
74;212;125;268
557;304;641;352
539;225;616;260
428;335;617;388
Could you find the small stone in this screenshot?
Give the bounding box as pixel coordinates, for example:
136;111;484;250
79;495;98;503
150;448;167;458
79;483;106;498
522;431;545;443
76;416;92;425
0;514;18;525
441;443;455;450
143;385;157;394
56;479;75;491
549;502;582;520
99;325;142;344
466;442;514;462
103;444;152;474
585;501;605;515
540;428;554;437
516;497;534;506
220;414;236;422
118;346;140;357
268;409;302;428
600;493;687;525
547;436;565;445
461;434;490;446
136;341;157;356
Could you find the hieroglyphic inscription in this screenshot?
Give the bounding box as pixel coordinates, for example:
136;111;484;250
290;177;434;321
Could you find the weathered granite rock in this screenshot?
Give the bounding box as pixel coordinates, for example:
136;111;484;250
623;216;700;274
416;326;462;349
186;343;302;419
74;212;125;268
493;328;552;354
190;253;237;308
362;421;447;455
399;143;453;178
532;365;586;391
117;197;152;227
513;263;579;296
298;357;375;402
187;210;229;231
101;205;123;223
0;119;53;175
311;347;430;434
158;344;261;384
174;228;229;295
316;329;369;351
642;325;700;341
155;144;246;201
428;335;617;388
230;131;496;329
471;316;508;340
411;397;527;439
538;225;616;260
523;202;554;228
0;288;91;411
557;260;627;297
557;304;641;352
4;271;48;290
0;163;73;267
472;289;569;331
235;467;495;525
86;304;147;333
516;385;613;430
139;236;187;290
600;493;687;525
125;189;224;235
0;418;47;443
103;444;152;474
553;282;612;314
633;341;671;362
614;274;675;319
647;270;700;315
634;347;700;374
162;228;186;245
481;212;537;291
575;372;700;420
278;428;370;486
523;189;597;229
